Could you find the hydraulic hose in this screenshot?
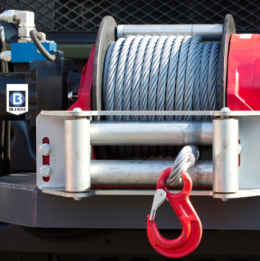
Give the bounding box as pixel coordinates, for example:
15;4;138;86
30;30;64;61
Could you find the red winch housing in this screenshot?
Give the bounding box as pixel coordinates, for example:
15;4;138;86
228;34;260;111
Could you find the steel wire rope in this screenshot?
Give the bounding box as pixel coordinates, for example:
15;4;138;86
102;35;220;158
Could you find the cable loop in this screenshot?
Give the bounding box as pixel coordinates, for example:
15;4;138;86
168;145;199;185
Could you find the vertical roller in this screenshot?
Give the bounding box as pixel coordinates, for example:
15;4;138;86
65;117;91;192
213;118;239;195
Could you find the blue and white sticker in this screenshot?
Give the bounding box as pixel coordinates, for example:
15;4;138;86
6;84;28;115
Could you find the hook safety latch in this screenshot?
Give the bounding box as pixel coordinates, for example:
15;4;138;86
147;168;202;258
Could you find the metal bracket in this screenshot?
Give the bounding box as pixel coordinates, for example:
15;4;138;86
37;110;260;199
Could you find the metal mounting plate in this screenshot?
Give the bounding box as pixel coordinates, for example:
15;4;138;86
41;110;260;117
41;188;212;198
37;110;260;199
3;174;260;229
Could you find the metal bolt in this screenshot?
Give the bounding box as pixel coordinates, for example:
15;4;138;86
39;143;51;156
68;91;78;101
68;91;73;100
73;197;82;201
72;107;83;119
220;107;231;119
221;198;229;202
238;144;243;155
73;107;82;112
221;107;231;112
40;165;51;177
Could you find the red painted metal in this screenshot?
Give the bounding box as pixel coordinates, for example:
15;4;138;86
68;45;96;159
68;44;95;111
147;168;202;258
227;34;260;111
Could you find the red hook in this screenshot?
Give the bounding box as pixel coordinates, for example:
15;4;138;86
147;168;202;258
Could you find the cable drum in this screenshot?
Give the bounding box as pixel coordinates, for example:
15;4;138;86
102;35;221;158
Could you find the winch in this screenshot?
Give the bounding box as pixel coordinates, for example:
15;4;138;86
1;9;260;259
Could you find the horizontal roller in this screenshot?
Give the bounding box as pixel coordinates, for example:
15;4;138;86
90;160;212;186
117;24;223;41
90;121;212;145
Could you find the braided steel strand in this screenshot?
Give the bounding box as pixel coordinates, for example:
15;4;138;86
103;36;221;158
165;36;184;158
183;36;203;121
114;36;136;156
122;36;144;121
175;36;192;121
138;36;160;121
121;36;144;157
127;36;152;157
165;36;183;121
208;42;221;112
147;36;168;121
200;42;213;121
103;42;115;108
216;48;221;110
104;38;125;154
131;36;152;121
131;35;146;157
137;36;157;157
156;36;176;121
168;145;199;185
106;38;125;121
114;36;135;121
138;36;160;157
147;36;168;157
193;42;204;121
156;36;175;157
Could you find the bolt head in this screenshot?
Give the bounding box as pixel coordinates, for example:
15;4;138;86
40;165;51;177
73;107;82;112
73;197;82;201
68;91;73;100
238;144;243;155
221;198;229;202
221;107;231;112
39;143;51;156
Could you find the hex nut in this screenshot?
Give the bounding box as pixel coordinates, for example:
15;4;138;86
16;11;35;27
40;165;51;177
18;27;34;38
39;143;51;156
